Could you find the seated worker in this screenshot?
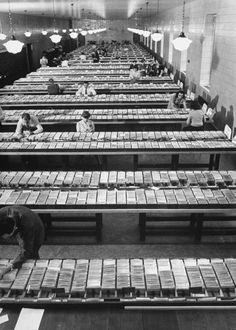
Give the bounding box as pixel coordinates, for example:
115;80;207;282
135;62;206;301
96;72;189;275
91;50;100;63
185;99;205;131
168;91;187;110
47;78;63;95
76;110;95;133
147;59;159;76
129;66;141;83
0;205;45;278
79;52;87;61
158;62;165;77
61;56;69;67
40;53;48;67
139;58;147;77
0;106;5;130
129;60;139;71
14;112;43;139
76;81;96;97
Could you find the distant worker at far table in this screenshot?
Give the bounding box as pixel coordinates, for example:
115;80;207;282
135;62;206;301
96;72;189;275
13;112;43;139
47;78;63;95
76;81;97;97
0;205;45;278
76;110;95;133
129;66;141;83
168;90;187;110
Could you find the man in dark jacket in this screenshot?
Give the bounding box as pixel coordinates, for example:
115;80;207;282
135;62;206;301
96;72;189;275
0;205;45;278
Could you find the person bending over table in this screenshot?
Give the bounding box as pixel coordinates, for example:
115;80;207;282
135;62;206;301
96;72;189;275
76;81;96;97
129;66;141;83
76;110;95;133
0;106;5;130
13;112;43;139
185;99;205;131
168;91;187;110
47;78;63;95
0;205;45;278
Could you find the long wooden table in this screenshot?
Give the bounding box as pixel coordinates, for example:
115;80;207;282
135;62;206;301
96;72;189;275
0;84;180;95
0;131;232;170
1;257;236;306
1;170;236;242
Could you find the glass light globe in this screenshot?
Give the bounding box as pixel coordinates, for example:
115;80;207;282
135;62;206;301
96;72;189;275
172;32;192;51
3;38;24;54
42;30;48;35
69;31;78;39
151;32;163;42
143;31;151;38
62;29;67;33
80;30;87;36
49;33;62;43
24;31;32;37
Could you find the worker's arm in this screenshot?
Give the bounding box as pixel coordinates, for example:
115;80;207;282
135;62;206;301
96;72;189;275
13;119;23;139
11;231;36;269
33;123;43;135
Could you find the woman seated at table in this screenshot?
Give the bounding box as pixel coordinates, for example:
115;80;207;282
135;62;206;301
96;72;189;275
168;90;187;110
76;81;97;97
76;110;95;133
13;112;43;139
129;66;141;83
185;99;205;131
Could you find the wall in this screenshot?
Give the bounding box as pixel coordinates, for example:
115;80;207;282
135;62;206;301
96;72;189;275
85;20;132;43
138;0;236;133
0;12;73;86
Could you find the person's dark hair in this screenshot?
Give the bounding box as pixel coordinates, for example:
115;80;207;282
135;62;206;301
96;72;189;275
190;99;201;110
49;78;54;83
174;90;186;100
22;113;30;121
0;214;14;236
81;110;91;119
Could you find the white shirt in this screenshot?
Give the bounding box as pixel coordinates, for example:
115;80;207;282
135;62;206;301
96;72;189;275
76;85;96;97
76;119;95;133
40;57;48;67
14;115;43;137
186;109;205;127
61;60;69;67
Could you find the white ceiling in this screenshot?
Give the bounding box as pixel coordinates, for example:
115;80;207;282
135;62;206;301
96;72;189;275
0;0;183;20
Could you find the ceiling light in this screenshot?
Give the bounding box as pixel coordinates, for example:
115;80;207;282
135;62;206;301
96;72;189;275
81;30;87;36
151;31;163;42
4;36;24;54
172;0;192;51
42;30;48;35
24;30;31;37
4;0;24;54
62;29;67;33
50;33;62;43
69;31;78;39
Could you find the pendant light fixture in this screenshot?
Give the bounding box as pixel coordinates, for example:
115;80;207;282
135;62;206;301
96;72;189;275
172;0;192;51
69;2;78;39
151;0;163;42
49;0;62;44
142;2;151;38
41;13;48;35
24;10;32;37
3;0;24;54
0;19;6;40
